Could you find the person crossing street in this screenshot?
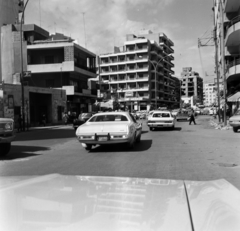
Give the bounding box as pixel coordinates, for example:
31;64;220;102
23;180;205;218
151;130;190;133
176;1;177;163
189;109;196;125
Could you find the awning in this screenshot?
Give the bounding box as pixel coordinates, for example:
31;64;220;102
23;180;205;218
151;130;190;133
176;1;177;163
227;92;240;102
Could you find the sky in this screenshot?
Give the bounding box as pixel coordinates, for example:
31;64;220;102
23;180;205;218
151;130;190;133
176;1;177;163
25;0;216;82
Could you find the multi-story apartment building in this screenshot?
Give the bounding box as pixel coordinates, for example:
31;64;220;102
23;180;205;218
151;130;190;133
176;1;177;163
0;0;23;82
213;0;240;109
180;67;203;105
1;23;97;124
203;83;217;106
99;30;176;111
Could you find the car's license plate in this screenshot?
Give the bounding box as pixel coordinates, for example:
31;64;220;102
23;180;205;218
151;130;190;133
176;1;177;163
98;137;108;141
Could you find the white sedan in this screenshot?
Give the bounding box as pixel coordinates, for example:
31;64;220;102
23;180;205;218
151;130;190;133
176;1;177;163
76;112;142;150
147;110;176;130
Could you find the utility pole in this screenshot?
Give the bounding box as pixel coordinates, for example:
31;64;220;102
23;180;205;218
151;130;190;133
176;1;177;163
20;0;30;131
212;4;221;122
219;1;227;126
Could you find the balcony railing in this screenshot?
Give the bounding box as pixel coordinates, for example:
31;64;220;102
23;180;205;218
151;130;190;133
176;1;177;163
227;15;240;28
228;58;240;69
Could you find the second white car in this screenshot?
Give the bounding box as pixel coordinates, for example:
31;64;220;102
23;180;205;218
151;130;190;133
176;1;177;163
147;110;176;130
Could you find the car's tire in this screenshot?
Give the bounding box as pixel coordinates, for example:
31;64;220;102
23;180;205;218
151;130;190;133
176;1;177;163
136;134;141;143
149;127;153;131
233;127;238;133
0;143;11;157
85;144;92;151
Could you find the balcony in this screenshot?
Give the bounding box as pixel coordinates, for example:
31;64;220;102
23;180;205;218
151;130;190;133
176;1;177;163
227;58;240;82
27;61;96;78
225;16;240;47
62;86;97;97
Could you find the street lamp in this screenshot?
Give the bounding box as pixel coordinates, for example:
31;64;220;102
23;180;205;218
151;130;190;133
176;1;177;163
148;54;171;109
20;0;30;131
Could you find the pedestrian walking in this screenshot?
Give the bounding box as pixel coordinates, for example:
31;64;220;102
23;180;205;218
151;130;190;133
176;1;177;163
189;109;196;125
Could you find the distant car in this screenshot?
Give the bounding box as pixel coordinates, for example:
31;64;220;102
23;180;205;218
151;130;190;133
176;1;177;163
229;109;240;133
73;113;94;130
147;110;176;130
176;110;189;121
76;112;142;150
0;118;16;156
171;109;180;117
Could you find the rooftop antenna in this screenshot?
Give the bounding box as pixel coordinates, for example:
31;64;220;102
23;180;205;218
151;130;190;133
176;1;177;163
82;12;87;48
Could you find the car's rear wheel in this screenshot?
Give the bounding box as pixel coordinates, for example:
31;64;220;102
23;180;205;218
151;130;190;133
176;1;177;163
85;144;92;151
0;143;11;157
233;127;238;133
149;127;153;131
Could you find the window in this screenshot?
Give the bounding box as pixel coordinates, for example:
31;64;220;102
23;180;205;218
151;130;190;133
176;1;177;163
46;79;55;88
89;114;129;122
45;55;54;64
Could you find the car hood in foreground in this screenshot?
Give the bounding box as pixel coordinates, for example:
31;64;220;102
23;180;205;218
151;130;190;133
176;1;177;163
0;174;240;231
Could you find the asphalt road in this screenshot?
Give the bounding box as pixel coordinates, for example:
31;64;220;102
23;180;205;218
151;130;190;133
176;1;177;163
1;115;240;189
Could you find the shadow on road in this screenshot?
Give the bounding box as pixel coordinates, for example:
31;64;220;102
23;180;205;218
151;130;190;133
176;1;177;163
0;145;50;161
90;139;152;153
14;128;76;142
150;127;182;132
141;130;149;134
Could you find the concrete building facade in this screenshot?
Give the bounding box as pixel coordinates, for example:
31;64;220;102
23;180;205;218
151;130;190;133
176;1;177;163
213;0;240;108
203;83;217;106
99;31;177;111
1;23;97;124
0;0;23;82
180;67;203;105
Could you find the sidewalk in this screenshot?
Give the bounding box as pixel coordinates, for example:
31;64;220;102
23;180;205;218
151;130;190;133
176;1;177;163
17;124;72;132
209;116;232;131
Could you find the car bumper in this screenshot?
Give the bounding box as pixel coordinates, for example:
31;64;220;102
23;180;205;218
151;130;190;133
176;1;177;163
0;133;15;144
148;123;174;127
229;122;240;128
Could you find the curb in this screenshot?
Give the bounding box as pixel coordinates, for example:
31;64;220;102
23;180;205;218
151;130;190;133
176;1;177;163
209;119;232;130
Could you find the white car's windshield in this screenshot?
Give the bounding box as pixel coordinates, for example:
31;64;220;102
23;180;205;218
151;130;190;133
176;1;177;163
89;114;129;122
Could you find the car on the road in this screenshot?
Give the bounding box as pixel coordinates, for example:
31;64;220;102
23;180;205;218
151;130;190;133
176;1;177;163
0;118;15;156
73;113;94;130
1;174;240;231
147;110;175;130
229;109;240;133
76;112;142;150
171;109;180;117
176;109;189;121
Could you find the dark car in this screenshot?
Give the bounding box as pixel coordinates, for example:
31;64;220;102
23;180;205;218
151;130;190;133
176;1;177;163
73;113;94;130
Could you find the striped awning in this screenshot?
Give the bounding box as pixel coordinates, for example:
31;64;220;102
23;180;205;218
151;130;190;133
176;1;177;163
227;92;240;102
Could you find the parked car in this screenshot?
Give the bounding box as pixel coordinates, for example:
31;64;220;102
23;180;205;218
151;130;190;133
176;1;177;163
76;112;142;150
0;118;15;156
1;174;240;231
229;109;240;133
176;109;189;121
73;113;94;130
171;109;180;117
147;110;176;130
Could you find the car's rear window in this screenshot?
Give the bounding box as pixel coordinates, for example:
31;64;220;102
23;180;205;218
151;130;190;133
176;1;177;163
89;114;129;122
152;113;170;118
